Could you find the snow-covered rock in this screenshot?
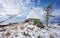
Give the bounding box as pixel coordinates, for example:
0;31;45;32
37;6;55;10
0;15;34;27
0;23;60;38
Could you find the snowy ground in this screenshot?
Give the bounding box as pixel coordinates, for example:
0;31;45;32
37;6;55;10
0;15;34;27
0;23;60;38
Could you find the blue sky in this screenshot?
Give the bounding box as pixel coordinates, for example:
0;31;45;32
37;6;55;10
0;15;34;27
0;0;60;24
31;0;60;8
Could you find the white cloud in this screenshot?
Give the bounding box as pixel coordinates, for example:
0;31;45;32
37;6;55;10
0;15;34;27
30;7;45;21
1;0;60;24
52;9;60;16
0;0;33;24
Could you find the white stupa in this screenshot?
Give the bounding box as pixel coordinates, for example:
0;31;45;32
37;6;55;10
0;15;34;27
26;10;40;19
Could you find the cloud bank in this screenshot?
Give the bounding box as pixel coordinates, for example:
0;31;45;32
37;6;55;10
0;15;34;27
0;0;60;24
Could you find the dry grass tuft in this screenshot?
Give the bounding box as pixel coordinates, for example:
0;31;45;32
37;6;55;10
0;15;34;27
50;34;54;38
